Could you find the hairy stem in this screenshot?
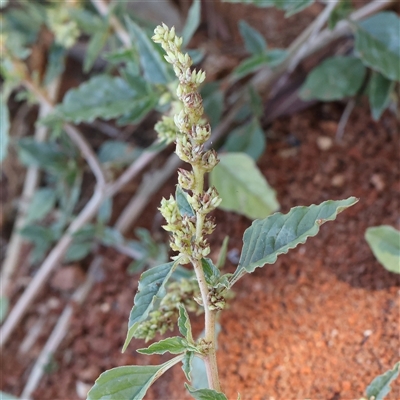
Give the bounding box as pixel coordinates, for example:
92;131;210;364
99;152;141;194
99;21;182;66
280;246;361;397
191;166;221;391
191;260;221;392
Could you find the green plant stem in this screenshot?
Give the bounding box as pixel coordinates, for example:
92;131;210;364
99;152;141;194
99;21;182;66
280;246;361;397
191;258;221;392
193;165;205;194
190;165;222;392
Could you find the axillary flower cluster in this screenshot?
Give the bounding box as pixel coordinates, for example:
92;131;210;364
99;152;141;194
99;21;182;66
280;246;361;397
153;24;221;266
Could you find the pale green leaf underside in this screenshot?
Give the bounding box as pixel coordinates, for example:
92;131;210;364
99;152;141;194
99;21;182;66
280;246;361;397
182;351;194;381
0;296;9;324
26;188;56;223
355;12;400;82
182;0;201;47
56;75;154;123
231;197;358;284
137;336;187;355
0;95;10;162
123;261;177;352
366;362;400;400
299;56;366;101
178;304;194;344
210;153;279;220
0;391;19;400
185;384;228;400
365;225;400;274
87;356;183;400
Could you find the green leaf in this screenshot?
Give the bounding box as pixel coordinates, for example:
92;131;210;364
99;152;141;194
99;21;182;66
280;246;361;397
178;304;194;344
185;384;228;400
176;185;195;218
116;94;158;126
0;391;20;400
222;0;314;17
44;44;66;86
97;141;140;165
137;336;187;355
188;49;205;65
210;153;279;220
366;362;400;400
365;226;400;274
239;20;267;55
20;224;57;244
84;28;109;72
26;188;56;223
56;75;155;123
299;56;366;101
18;138;70;174
355;12;400;82
19;224;57;263
71;224;96;241
248;85;263;118
122;261;177;352
182;0;201;47
367;71;395;121
201;258;220;285
64;241;92;262
328;0;353;30
0;95;10;162
104;48;138;65
233;50;287;79
87;356;183;400
216;236;229;270
98;227;125;247
224;118;266;161
191;355;208;389
182;351;194;381
0;296;9;323
201;84;224;128
281;0;314;17
231;197;358;285
98;198;112;225
125;18;172;84
68;8;104;33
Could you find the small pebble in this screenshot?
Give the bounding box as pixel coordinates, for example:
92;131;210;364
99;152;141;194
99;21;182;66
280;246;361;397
331;174;345;187
370;174;385;191
317;136;333;151
76;381;91;399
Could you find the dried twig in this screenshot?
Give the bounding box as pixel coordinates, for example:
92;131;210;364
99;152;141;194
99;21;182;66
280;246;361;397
0;78;60;298
20;258;102;400
287;0;340;73
336;98;356;141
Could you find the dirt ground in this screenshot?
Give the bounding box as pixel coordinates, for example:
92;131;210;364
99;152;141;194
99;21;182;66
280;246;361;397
1;1;399;399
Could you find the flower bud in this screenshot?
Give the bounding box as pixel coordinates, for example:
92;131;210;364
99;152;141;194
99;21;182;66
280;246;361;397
178;168;195;190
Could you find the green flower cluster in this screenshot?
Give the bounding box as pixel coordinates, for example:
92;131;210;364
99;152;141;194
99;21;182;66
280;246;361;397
47;5;80;49
134;278;201;342
153;24;222;265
